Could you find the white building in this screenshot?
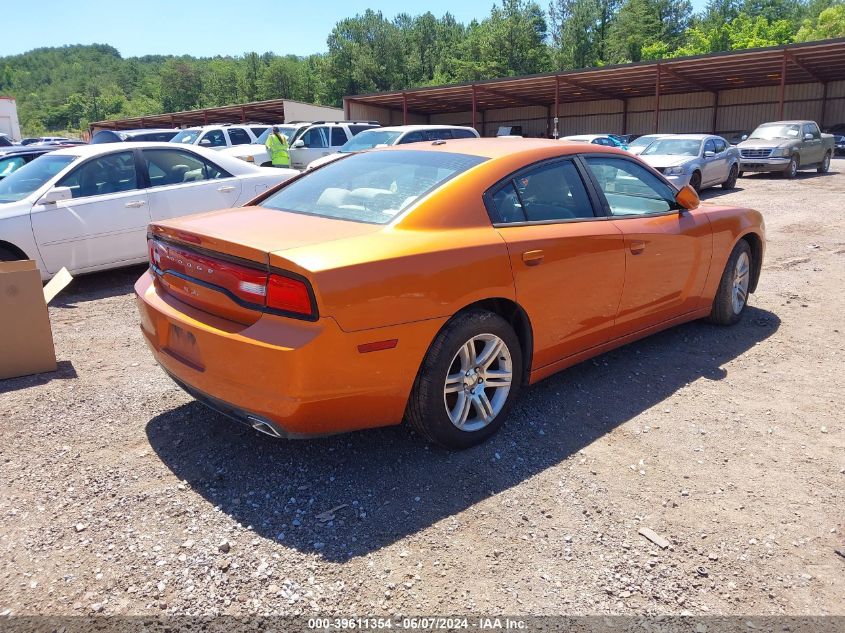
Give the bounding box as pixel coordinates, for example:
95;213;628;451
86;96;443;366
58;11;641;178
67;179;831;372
0;96;21;141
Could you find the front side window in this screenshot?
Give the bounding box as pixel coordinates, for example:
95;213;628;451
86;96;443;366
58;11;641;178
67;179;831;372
0;154;77;203
250;126;269;137
426;129;453;140
200;129;226;148
257;126;297;144
803;123;820;139
227;128;252;146
585;156;678;217
398;131;424;144
704;139;717;154
491;160;594;223
260;150;486;225
57;151;138;199
142;149;230;186
451;129;478;139
300;127;328;149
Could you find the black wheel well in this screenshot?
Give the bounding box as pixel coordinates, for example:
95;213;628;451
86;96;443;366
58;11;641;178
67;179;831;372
456;298;534;383
740;233;763;293
0;240;28;261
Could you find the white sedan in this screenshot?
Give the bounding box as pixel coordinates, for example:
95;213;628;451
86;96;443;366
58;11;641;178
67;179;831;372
0;143;297;279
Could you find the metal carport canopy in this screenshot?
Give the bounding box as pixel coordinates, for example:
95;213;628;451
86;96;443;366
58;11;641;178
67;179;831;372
345;38;845;129
90;99;289;132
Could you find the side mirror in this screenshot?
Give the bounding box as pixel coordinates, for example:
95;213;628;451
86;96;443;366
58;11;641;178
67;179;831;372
704;150;715;158
803;133;814;141
292;139;305;149
39;186;72;204
741;134;748;141
199;138;212;146
675;184;699;211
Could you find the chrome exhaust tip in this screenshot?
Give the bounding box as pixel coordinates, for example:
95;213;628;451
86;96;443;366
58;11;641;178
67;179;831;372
247;416;283;438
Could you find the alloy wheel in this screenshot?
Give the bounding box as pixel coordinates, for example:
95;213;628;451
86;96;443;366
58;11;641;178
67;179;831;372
732;251;750;314
443;333;513;432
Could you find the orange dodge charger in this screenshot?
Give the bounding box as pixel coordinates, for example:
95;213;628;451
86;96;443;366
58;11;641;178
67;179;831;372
136;139;764;448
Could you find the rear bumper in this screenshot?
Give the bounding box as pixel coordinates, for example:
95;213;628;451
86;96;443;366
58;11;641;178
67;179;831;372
135;271;444;437
739;157;791;172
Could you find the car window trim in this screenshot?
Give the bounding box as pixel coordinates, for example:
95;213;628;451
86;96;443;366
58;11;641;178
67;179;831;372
483;156;606;227
577;152;684;219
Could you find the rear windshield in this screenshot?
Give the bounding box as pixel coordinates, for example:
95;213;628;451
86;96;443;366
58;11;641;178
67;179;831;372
171;130;201;144
260;150;487;224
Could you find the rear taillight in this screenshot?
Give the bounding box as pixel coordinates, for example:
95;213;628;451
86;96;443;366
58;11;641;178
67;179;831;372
266;274;313;317
149;238;316;320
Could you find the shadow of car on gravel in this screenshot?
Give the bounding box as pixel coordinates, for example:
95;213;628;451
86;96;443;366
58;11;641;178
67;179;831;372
50;264;148;309
146;307;780;563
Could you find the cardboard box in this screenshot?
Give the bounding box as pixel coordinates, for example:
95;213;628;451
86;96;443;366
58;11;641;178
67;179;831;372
0;261;71;380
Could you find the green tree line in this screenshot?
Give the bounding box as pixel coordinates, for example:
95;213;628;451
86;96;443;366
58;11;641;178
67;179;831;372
1;0;843;136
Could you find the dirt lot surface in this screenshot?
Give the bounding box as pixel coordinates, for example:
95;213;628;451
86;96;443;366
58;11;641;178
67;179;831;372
1;164;843;618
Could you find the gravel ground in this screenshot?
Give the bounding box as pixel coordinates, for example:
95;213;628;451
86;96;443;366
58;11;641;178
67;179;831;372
1;164;843;617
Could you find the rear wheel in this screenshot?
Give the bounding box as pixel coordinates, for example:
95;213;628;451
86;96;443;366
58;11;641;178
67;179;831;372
722;164;738;189
405;310;523;449
708;240;752;326
818;152;831;173
689;170;702;192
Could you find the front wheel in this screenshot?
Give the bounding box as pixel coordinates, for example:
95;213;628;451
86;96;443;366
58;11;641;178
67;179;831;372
689;170;702;192
722;164;738;189
818;152;831;173
783;156;798;179
405;310;523;449
708;240;752;326
0;246;23;262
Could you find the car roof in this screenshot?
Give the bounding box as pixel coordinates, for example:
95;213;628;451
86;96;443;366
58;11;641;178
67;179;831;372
377;137;627;161
106;128;178;134
372;125;476;133
46;141;212;157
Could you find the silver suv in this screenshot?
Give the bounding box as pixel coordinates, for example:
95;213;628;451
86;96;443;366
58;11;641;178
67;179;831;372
289;121;379;170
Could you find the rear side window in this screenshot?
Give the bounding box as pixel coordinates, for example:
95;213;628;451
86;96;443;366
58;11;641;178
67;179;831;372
57;151;139;198
399;131;424;144
227;128;252;146
330;127;348;146
585;156;678;216
260;150;486;225
426;129;453;140
490;160;594;223
142;149;231;186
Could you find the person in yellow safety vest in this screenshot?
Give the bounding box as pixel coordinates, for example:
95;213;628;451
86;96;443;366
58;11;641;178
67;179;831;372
265;126;290;167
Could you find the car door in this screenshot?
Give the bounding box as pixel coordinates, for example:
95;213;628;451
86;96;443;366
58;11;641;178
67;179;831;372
291;126;330;169
710;137;731;183
487;158;626;369
582;155;712;336
700;138;722;186
30;149;150;273
801;123;822;164
141;148;240;222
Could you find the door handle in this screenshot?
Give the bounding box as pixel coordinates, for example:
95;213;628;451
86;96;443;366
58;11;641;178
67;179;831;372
124;200;146;208
630;240;646;255
217;186;236;193
522;250;544;266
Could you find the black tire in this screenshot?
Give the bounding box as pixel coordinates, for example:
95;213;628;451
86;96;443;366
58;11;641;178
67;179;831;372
783;156;798;179
817;152;831;174
708;240;752;326
405;310;523;449
738;171;745;178
722;164;738;189
689;170;702;192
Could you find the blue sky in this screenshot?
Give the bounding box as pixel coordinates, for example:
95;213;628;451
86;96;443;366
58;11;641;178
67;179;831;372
4;0;708;59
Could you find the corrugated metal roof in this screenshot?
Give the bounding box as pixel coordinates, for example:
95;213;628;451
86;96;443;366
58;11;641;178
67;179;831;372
346;39;845;115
